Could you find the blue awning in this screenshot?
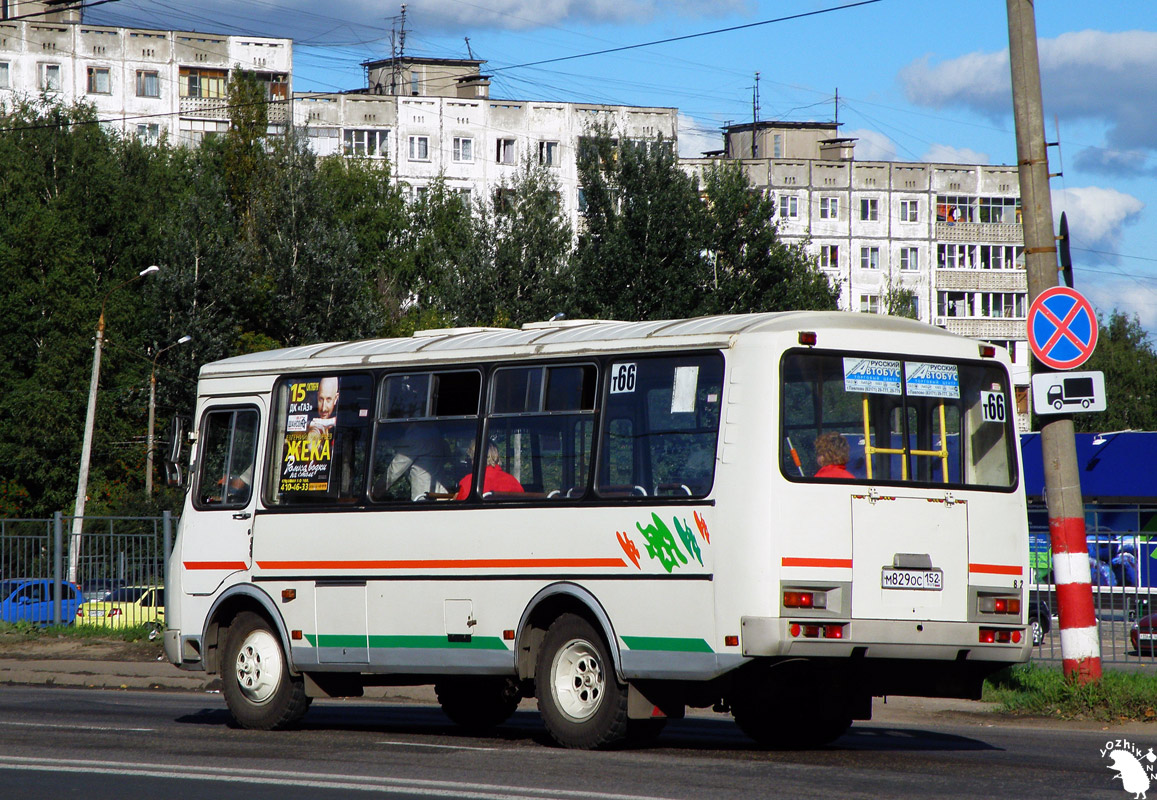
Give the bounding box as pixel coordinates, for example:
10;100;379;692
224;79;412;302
1020;431;1157;502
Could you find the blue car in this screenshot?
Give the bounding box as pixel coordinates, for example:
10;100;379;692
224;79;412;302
0;578;82;626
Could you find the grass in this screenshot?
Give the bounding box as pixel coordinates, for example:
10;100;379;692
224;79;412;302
0;621;160;643
984;663;1157;722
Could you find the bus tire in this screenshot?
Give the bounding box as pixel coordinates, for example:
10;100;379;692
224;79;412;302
435;677;521;733
222;611;311;730
535;614;628;749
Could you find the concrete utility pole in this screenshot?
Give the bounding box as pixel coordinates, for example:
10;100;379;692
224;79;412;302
1006;0;1100;683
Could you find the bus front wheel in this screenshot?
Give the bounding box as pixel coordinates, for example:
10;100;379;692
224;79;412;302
535;614;629;749
222;611;311;730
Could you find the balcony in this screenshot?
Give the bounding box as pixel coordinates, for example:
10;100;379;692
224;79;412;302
936;221;1022;244
179;96;289;124
934;269;1027;292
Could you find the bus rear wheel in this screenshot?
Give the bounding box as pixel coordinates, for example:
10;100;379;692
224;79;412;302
535;614;628;749
222;611;311;730
435;677;521;733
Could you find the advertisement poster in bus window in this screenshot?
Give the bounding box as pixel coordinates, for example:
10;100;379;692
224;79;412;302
904;362;960;399
278;377;338;494
843;358;901;395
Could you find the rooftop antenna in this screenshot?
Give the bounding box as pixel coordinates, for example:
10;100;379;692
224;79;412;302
465;36;474;60
834;87;839;126
388;4;408;96
752;71;760;158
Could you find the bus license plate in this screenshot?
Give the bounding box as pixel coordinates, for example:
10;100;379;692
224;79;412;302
881;568;942;591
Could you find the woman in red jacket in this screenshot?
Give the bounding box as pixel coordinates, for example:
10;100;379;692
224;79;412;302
456;440;524;499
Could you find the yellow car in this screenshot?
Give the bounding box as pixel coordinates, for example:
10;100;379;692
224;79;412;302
76;585;165;631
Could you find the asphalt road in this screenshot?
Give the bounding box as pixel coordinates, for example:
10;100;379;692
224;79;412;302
0;685;1138;799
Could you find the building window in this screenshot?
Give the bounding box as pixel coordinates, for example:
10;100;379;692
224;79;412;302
0;62;9;90
937;291;1027;319
819;244;839;270
900;199;918;222
900;247;919;271
410;70;420;96
496;138;515;164
859;294;880;314
936;194;974;223
819;196;839;219
39;63;61;92
494;188;515;212
180;68;226;99
860;247;880;270
772;133;783;159
778;195;798;218
860;198;879;221
344;129;388;158
456;188;472;206
453;136;473;162
979;244;1024;270
937;243;976;269
136;123;160;144
408;135;429;161
539;140;559;166
86;66;110;95
136;70;159;98
979;196;1020;224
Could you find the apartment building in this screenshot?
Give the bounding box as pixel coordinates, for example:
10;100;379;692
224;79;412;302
0;3;291;145
684;121;1030;421
296;56;678;232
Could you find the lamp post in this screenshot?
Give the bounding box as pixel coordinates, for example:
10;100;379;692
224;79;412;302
146;335;191;498
69;265;161;583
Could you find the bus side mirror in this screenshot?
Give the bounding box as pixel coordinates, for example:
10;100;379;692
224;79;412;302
165;415;190;488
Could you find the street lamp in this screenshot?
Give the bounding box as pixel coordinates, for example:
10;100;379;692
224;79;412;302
69;264;161;583
146;335;191;497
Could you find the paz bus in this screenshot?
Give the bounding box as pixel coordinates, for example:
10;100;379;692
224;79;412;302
163;311;1030;749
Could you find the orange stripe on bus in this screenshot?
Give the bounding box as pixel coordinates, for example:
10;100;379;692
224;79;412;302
184;561;248;570
781;557;853;569
968;563;1024;576
255;557;629;571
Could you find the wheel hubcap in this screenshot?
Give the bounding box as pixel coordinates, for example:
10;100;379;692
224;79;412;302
234;629;283;705
551;638;604;722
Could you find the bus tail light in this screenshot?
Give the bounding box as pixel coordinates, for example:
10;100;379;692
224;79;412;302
978;596;1021;615
798;331;817;346
789;623;845;639
783;590;827;609
979;344;997;358
979;627;1022;644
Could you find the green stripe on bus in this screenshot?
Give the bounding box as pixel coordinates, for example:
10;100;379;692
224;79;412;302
304;634;508;651
620;636;714;653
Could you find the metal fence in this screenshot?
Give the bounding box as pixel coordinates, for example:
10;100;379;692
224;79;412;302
0;513;172;626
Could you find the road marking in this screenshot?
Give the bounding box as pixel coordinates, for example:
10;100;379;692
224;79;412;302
0;756;681;800
0;721;154;732
376;739;502;752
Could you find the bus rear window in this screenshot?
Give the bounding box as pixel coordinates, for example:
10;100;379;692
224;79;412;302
780;351;1016;489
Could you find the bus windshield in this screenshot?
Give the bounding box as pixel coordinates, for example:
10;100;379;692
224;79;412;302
780;350;1016;489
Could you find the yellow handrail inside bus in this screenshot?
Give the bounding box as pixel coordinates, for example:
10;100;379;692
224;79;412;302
861;398;949;482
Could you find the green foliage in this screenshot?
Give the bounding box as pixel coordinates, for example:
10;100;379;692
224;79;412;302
1074;310;1157;432
984;663;1157;721
882;273;919;319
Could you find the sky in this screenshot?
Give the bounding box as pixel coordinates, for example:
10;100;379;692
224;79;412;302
86;0;1157;335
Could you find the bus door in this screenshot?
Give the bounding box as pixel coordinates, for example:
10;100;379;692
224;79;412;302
850;384;968;622
182;403;263;595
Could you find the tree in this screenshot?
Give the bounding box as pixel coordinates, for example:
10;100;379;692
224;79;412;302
881;272;919;319
569;129;708;320
699;160;839;314
1073;310;1157;432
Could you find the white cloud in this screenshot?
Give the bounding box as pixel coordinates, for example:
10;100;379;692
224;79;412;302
897;31;1157;170
677;114;723;158
922;144;989;165
1051;186;1144;261
844;129;896;161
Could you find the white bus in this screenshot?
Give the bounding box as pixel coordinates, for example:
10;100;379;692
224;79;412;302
164;311;1030;749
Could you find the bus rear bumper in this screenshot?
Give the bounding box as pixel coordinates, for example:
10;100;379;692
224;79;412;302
741;616;1032;663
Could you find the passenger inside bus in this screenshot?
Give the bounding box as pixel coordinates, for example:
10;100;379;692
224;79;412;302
456;440;524;499
814;432;855;480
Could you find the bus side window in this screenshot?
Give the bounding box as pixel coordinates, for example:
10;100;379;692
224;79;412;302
597;354;722;499
371;371;480;502
197;408;259;509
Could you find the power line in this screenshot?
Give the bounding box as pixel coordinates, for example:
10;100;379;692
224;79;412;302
486;1;882;73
